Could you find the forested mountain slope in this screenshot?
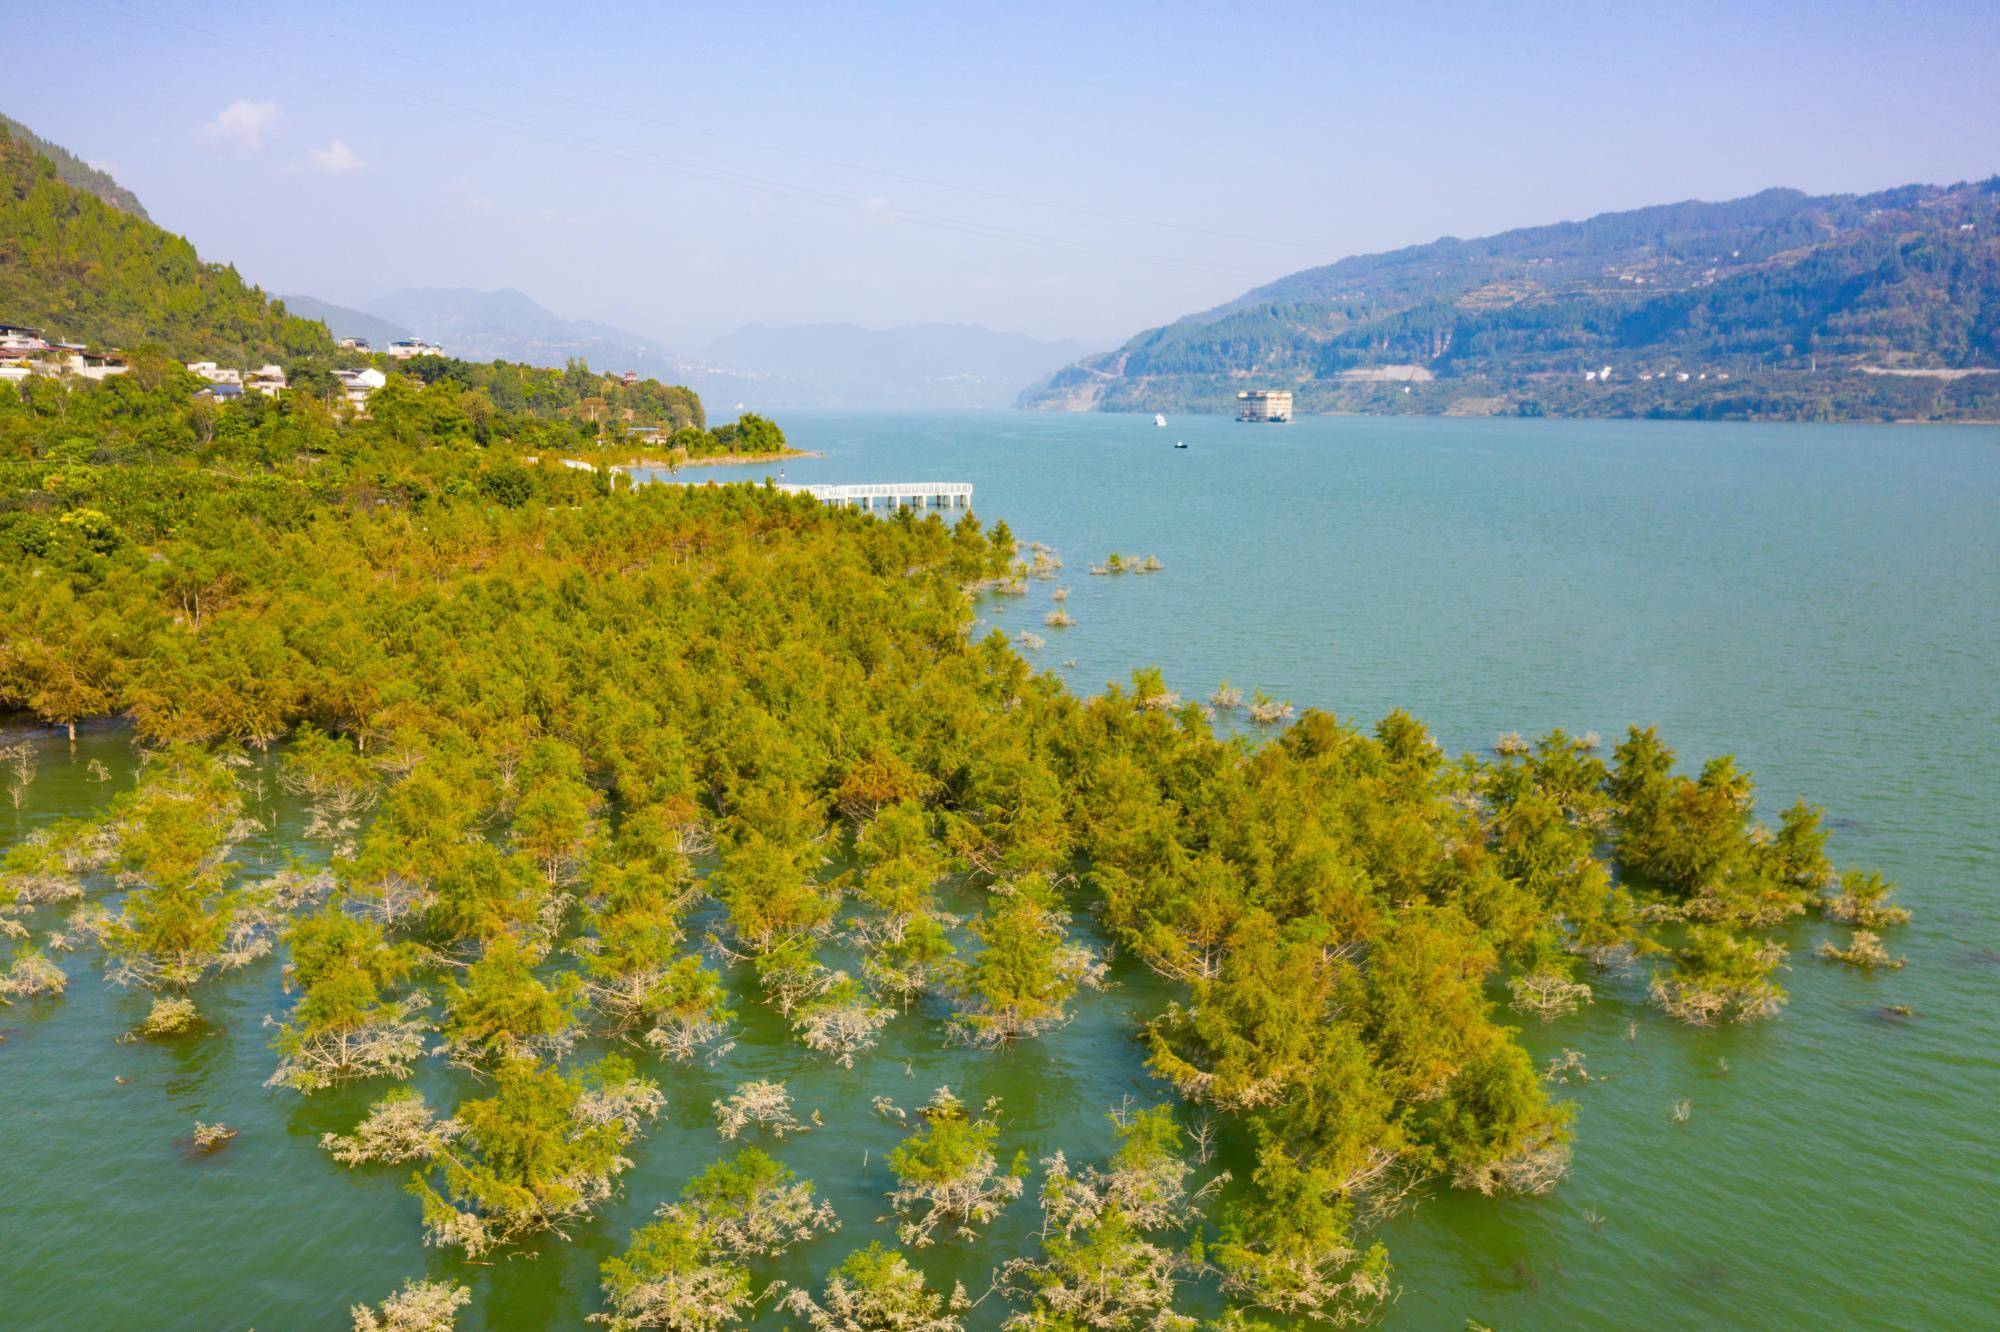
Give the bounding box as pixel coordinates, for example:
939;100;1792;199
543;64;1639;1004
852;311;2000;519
1021;179;2000;421
0;124;332;364
0;112;149;219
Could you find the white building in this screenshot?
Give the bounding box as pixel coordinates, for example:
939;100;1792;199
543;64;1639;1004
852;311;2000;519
386;338;443;360
334;366;388;406
1235;389;1294;423
187;361;243;386
0;323;48;356
64;351;128;381
246;364;288;397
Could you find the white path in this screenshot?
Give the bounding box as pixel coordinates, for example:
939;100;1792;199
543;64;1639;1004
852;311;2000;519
778;481;973;511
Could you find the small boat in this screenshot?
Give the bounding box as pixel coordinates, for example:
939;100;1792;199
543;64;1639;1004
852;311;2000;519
1154;413;1167;427
1173;439;1188;449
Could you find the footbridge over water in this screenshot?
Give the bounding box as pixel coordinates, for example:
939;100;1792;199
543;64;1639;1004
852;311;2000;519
779;481;973;513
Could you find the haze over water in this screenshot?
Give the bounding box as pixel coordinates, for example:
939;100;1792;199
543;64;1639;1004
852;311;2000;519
4;412;1995;1327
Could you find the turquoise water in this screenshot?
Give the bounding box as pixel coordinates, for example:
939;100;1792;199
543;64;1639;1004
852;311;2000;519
4;411;1997;1328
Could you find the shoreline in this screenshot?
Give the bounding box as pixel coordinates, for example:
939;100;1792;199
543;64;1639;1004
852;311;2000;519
1027;407;2000;428
526;449;817;473
611;448;817;472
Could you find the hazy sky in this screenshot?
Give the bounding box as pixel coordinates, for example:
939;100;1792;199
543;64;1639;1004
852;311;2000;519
10;1;2000;349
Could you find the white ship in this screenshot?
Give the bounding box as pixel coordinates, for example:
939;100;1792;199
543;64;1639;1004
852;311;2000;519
1154;413;1167;427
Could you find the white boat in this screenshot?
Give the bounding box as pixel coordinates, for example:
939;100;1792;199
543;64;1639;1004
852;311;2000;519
1154;413;1167;427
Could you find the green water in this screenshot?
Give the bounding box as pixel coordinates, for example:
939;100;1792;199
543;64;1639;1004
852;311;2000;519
5;412;1996;1328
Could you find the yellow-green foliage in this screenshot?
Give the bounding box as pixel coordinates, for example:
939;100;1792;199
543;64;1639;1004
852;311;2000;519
0;364;1905;1325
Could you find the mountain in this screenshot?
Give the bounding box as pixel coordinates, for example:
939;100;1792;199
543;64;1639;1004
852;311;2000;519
0;123;333;363
362;287;678;376
1019;180;2000;422
695;322;1099;409
279;293;410;349
0;112;148;219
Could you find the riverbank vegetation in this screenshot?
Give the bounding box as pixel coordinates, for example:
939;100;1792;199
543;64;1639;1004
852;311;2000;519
0;360;1908;1326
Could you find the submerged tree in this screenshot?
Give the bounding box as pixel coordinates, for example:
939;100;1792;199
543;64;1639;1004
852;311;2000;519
1412;1044;1573;1196
576;824;715;1053
321;1087;459;1166
794;971;894;1066
343;765;541;942
998;1208;1193;1331
1824;869;1911;929
661;1145;839;1261
438;933;583;1066
350;1279;470;1332
712;1080;811;1141
595;1211;756;1332
3;816;117;906
849;801;957;1009
278;726;381;849
635;954;736;1062
0;947;66;1003
510;738;604;893
592;1146;833;1329
714;832;838;960
1817;929;1905;970
1208;1149;1392;1325
1649;926;1787;1025
947;875;1102;1047
997;1106;1206;1329
410;1055;657;1256
96;745;254;991
781;1241;968;1332
268;905;429;1092
886;1086;1025;1246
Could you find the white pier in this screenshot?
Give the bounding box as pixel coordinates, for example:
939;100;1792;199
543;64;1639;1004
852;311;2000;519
780;481;973;513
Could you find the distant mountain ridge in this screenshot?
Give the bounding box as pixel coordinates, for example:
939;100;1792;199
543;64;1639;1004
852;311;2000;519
278;294;411;349
1020;179;2000;422
695;322;1099;409
360;287;679;377
267;295;1099;409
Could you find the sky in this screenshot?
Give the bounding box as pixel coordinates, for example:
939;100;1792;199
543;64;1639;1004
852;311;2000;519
9;0;2000;351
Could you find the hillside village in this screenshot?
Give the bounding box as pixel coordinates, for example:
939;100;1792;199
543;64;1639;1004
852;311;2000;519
0;318;436;410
